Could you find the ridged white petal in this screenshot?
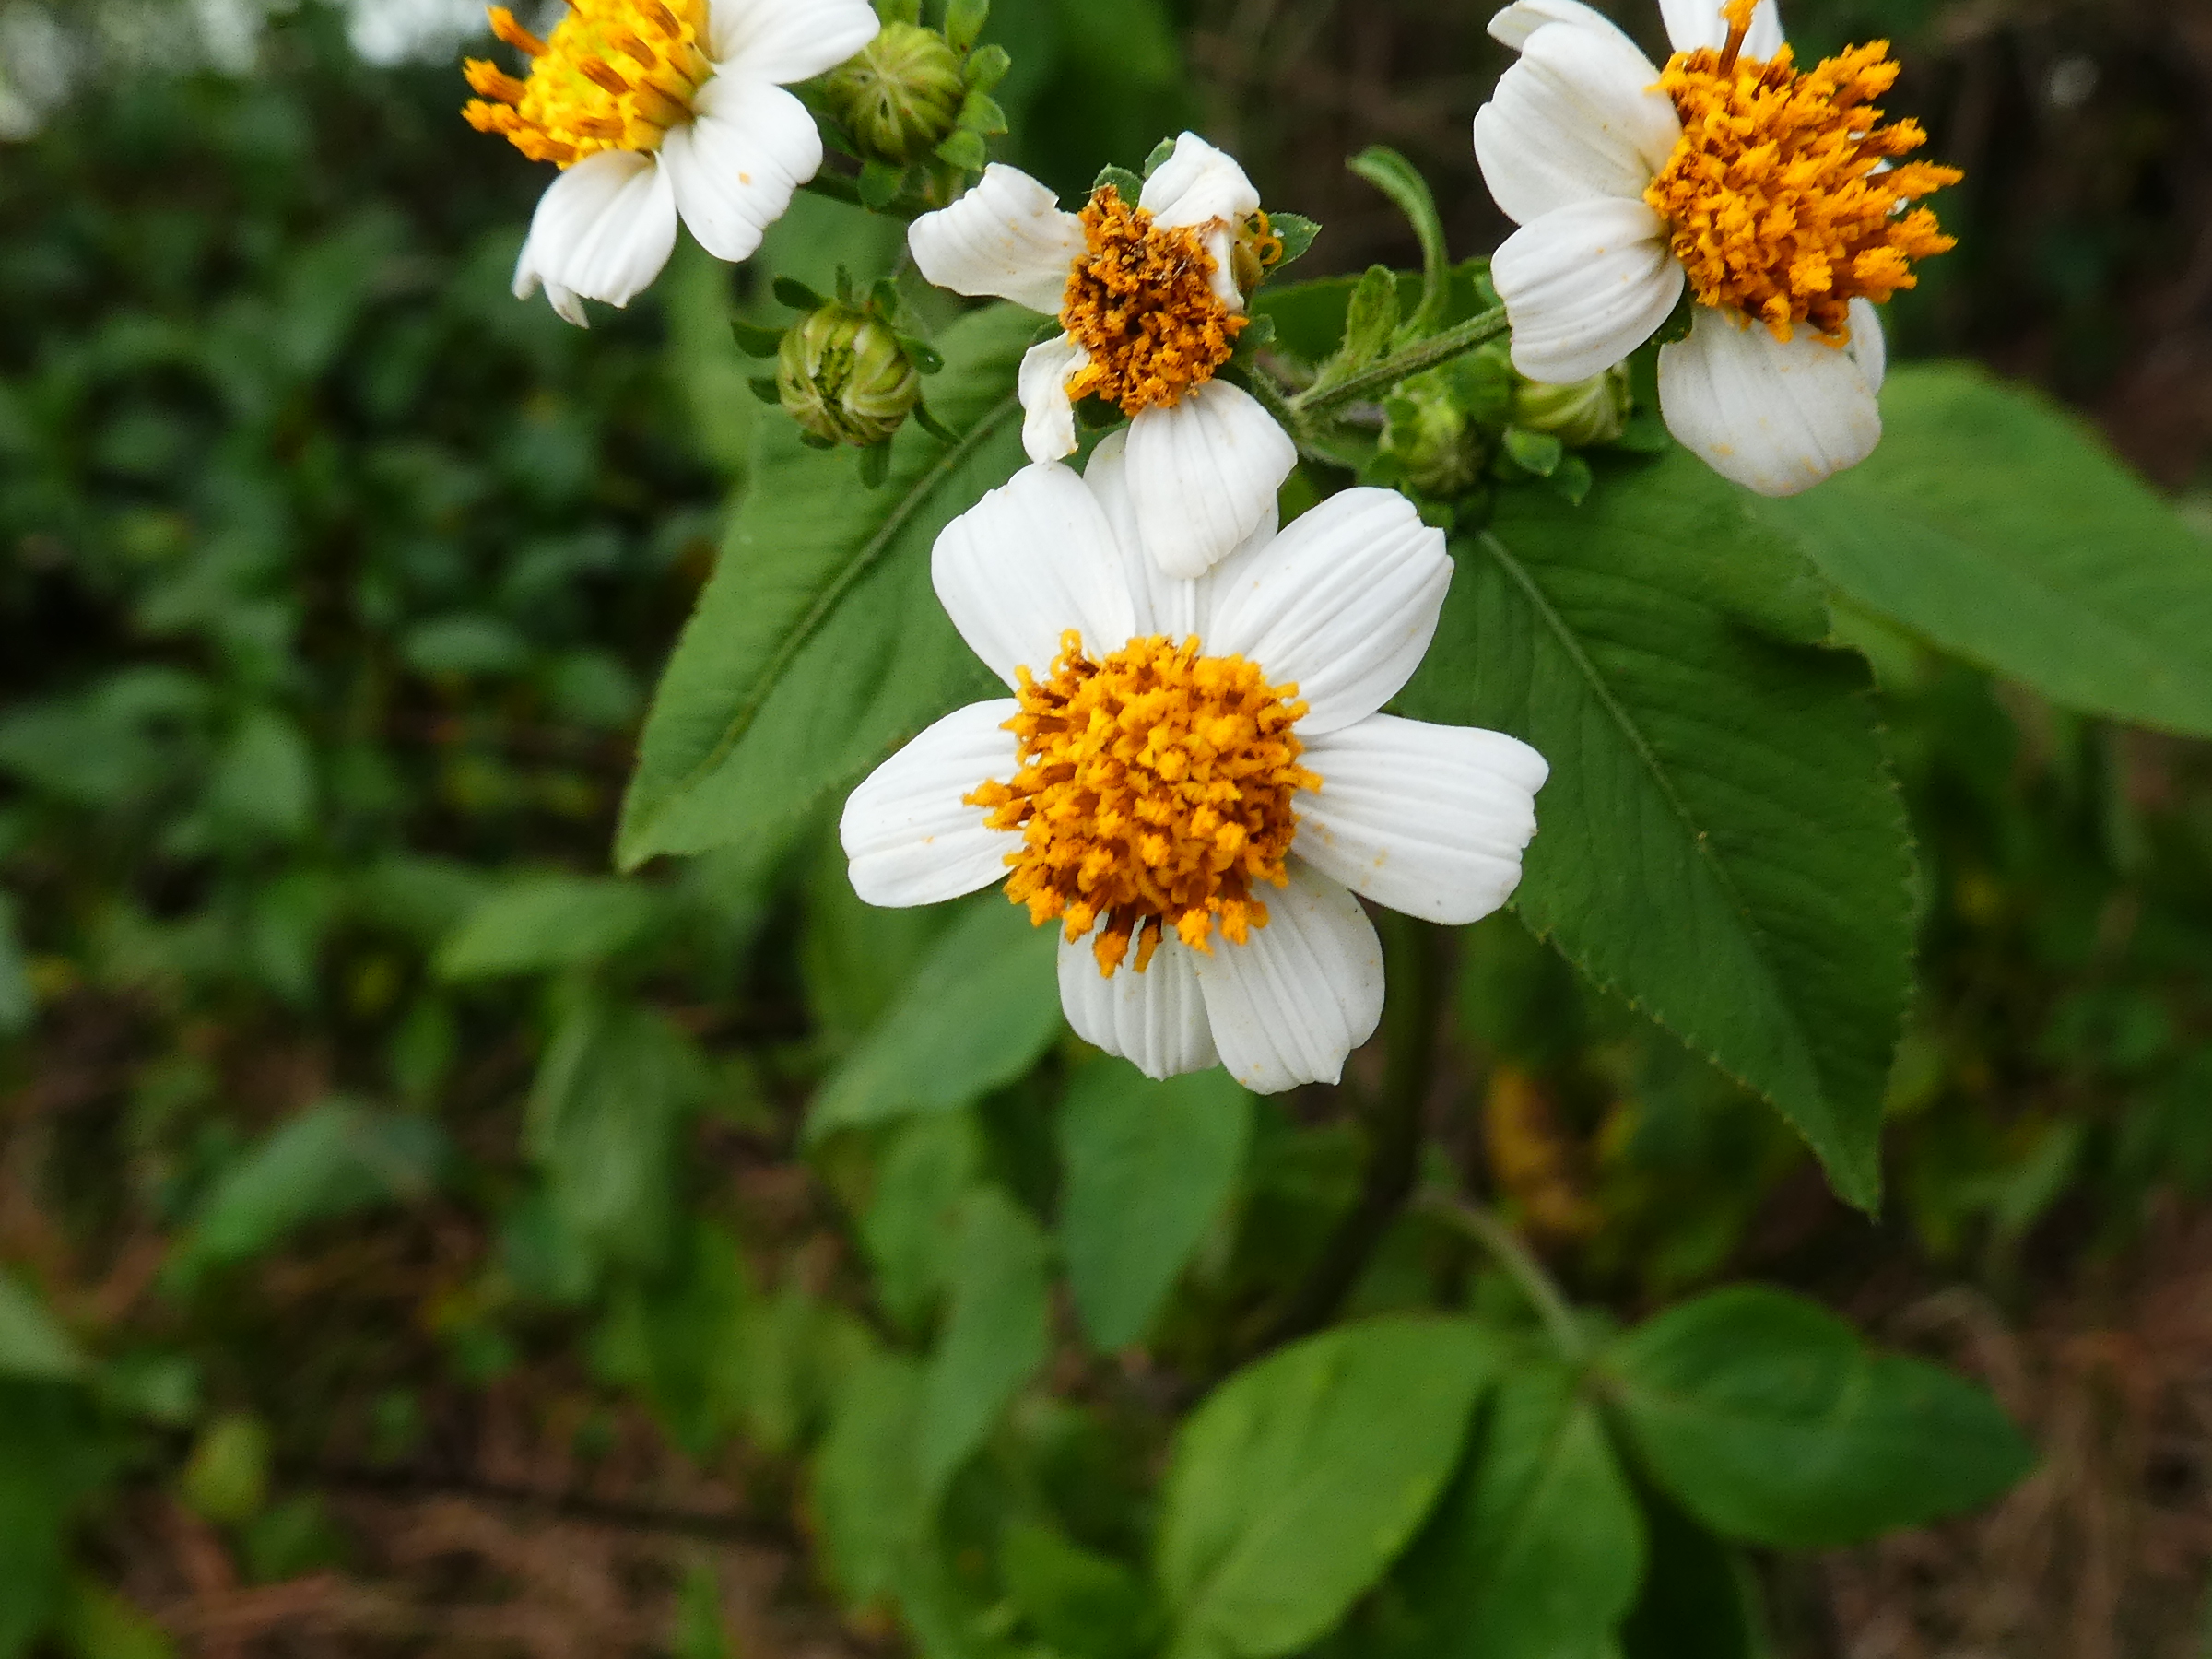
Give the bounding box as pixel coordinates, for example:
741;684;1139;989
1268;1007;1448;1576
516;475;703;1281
1846;297;1887;394
1080;428;1199;641
1018;335;1086;464
1492;197;1684;382
1123;380;1297;580
1488;0;1643;52
933;462;1137;688
1658;306;1882;497
708;0;882;85
659;79;820;265
841;700;1019;906
1295;714;1548;925
1473;20;1678;226
1058;934;1218;1080
1193;863;1384;1094
1139;132;1262;308
1658;0;1783;58
512;149;678;324
1202;488;1451;736
908;164;1086;313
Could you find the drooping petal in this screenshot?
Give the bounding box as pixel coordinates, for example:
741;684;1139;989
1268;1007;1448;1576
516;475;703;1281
1201;488;1451;736
1057;934;1218;1080
1138;132;1262;308
1193;862;1384;1093
708;0;882;85
1488;0;1643;53
1491;197;1685;382
512;149;678;323
659;78;821;265
1657;306;1882;497
1294;714;1548;925
1473;19;1678;226
1658;0;1783;59
841;700;1020;906
1123;380;1298;581
1845;296;1887;394
1018;335;1086;464
933;462;1138;688
909;164;1087;313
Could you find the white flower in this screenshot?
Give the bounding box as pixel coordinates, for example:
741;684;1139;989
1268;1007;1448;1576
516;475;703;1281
463;0;880;325
906;135;1299;580
839;433;1548;1093
1473;0;1959;495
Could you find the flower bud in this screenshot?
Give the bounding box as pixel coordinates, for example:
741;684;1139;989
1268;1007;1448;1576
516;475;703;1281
1381;371;1488;499
1510;363;1633;449
777;304;923;447
821;21;967;166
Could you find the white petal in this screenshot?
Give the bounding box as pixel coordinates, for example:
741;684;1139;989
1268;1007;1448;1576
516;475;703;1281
909;164;1086;313
841;701;1019;906
1193;863;1384;1094
1018;335;1086;464
1658;0;1783;58
1202;488;1451;736
1057;933;1218;1080
708;0;881;84
659;79;820;265
933;462;1138;688
1846;297;1887;394
1492;198;1684;382
1295;714;1548;924
1124;380;1297;581
1658;307;1882;497
1473;21;1677;226
1488;0;1642;52
1081;428;1191;641
1138;133;1262;309
512;149;677;321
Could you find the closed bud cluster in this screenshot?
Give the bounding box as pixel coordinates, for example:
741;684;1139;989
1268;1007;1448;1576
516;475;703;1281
822;21;968;165
778;303;924;447
1511;363;1634;449
1381;371;1488;500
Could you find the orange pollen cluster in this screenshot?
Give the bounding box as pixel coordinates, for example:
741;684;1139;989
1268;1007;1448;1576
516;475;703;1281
463;0;712;168
1059;188;1246;418
965;632;1318;978
1643;3;1964;343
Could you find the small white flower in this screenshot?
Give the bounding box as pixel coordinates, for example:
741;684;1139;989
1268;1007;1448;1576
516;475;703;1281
839;434;1548;1093
906;135;1299;580
1473;0;1959;495
463;0;880;324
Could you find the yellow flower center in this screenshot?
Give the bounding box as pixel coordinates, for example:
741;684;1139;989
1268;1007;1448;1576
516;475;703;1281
966;632;1319;977
1643;0;1963;343
463;0;712;168
1059;188;1247;418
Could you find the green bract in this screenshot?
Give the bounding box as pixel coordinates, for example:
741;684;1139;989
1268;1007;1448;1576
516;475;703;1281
776;302;924;447
822;21;968;166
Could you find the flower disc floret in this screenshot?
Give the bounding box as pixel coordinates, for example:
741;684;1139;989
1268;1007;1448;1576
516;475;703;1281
464;0;712;166
1645;0;1962;342
1060;188;1246;417
966;631;1318;977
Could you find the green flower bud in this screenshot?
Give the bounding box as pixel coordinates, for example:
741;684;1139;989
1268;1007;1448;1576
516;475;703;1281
1510;363;1633;449
1381;370;1488;499
822;22;967;166
777;304;923;448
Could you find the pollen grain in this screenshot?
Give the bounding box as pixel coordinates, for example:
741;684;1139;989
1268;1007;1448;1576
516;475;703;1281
463;0;712;167
966;632;1318;977
1059;188;1246;417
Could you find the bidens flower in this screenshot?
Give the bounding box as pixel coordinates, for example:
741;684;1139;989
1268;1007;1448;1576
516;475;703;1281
1474;0;1961;495
838;437;1548;1092
463;0;880;324
905;135;1299;580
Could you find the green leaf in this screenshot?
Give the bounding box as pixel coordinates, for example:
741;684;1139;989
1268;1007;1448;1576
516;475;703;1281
172;1100;449;1278
1386;1356;1645;1659
0;1272;86;1382
1619;1488;1765;1659
434;873;664;980
1001;1523;1159;1659
862;1112;985;1334
0;1383;108;1659
806;895;1063;1142
0;893;33;1040
917;1187;1052;1501
1754;363;2212;736
1399;453;1914;1210
1347;147;1448;337
1058;1061;1252;1350
670;1563;733;1659
1157;1315;1495;1659
55;1577;176;1659
618;304;1033;869
1307;265;1400;398
1263;212;1321;276
814;1348;926;1608
1603;1285;2037;1547
205;709;316;845
181;1412;271;1525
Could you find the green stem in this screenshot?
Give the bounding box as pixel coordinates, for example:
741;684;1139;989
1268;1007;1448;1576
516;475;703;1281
1288;304;1510;419
1425;1195;1587;1362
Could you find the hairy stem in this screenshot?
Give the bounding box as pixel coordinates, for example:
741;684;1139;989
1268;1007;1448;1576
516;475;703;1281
1424;1195;1587;1361
1288;304;1510;419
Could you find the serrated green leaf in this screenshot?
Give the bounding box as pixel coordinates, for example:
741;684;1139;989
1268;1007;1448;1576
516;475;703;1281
1753;362;2212;736
1058;1061;1251;1351
1399;452;1912;1210
1347;147;1448;337
618;305;1032;869
1158;1315;1495;1659
1307;265;1399;397
434;873;664;980
1605;1286;2035;1548
917;1187;1051;1500
0;1273;85;1383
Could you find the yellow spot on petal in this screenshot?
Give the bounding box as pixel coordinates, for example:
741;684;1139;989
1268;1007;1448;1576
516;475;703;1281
462;0;713;167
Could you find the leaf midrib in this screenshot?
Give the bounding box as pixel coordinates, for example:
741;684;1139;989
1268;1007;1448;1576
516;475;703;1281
628;393;1021;852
